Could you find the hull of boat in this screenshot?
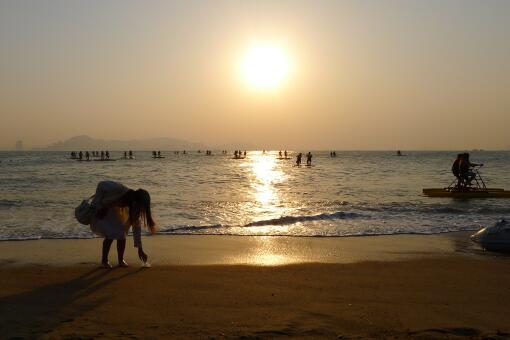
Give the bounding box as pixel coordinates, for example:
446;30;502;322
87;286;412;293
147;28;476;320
423;188;510;198
471;221;510;252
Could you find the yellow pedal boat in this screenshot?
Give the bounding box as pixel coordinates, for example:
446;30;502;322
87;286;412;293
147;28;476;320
423;188;510;198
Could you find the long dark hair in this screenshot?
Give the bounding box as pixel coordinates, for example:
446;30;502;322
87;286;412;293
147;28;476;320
120;189;156;233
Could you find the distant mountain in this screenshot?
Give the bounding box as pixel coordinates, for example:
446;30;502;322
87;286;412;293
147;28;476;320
41;135;205;151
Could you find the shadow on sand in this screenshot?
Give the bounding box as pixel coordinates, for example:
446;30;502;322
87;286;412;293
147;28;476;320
0;267;141;338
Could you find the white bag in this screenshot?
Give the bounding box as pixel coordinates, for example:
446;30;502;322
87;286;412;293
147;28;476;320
74;196;95;225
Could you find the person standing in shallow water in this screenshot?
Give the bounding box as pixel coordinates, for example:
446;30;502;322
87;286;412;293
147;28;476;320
90;181;156;268
306;152;312;165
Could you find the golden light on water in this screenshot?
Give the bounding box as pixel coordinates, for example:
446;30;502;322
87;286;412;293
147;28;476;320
239;151;289;236
248;151;285;209
231;151;300;265
251;153;281;204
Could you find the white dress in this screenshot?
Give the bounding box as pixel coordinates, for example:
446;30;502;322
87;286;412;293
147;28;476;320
89;181;142;247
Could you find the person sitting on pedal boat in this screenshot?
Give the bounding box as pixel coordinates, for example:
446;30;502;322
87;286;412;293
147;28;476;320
459;153;482;188
451;154;463;189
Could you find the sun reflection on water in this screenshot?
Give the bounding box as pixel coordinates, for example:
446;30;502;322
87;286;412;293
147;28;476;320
248;151;285;207
240;151;289;234
231;151;299;265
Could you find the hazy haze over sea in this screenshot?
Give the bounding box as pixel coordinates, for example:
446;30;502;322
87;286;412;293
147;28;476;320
0;150;508;240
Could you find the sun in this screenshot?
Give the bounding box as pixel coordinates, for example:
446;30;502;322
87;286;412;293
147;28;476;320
241;44;290;89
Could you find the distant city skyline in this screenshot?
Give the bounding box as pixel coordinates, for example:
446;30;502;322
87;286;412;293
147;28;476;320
1;1;509;150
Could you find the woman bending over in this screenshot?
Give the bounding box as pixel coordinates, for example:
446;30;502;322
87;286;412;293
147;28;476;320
90;181;156;268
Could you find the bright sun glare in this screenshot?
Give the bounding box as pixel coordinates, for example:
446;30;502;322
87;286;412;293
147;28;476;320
242;44;290;89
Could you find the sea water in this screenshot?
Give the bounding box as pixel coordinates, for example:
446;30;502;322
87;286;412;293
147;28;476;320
0;151;508;240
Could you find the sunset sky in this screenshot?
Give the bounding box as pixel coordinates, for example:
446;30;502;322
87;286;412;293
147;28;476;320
1;0;509;150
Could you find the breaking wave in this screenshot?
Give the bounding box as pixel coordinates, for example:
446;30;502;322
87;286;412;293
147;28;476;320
244;211;361;227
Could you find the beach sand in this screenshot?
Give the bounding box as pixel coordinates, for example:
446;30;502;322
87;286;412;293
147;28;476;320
1;233;510;339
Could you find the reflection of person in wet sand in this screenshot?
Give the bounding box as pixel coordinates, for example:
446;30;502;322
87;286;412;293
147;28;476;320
90;181;156;268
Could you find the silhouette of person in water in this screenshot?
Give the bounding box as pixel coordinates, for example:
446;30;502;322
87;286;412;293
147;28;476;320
306;152;312;166
296;153;302;166
129;150;133;159
85;151;90;161
279;151;282;158
100;151;105;160
157;151;161;157
79;151;83;160
244;151;246;157
284;150;288;158
105;151;110;160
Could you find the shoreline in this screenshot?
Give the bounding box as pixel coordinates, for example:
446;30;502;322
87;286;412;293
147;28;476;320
0;227;483;241
0;230;495;267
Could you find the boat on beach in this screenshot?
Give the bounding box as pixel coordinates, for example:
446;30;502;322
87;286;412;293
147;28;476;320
471;220;510;252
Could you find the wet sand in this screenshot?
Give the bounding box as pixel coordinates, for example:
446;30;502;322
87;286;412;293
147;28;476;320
1;233;510;339
0;232;485;267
